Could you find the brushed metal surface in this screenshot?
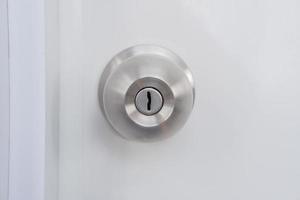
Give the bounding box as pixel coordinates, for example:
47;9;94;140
98;45;195;142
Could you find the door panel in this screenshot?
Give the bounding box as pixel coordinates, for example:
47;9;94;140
49;0;300;199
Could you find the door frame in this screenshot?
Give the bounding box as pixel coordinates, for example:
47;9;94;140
3;0;46;200
0;0;10;199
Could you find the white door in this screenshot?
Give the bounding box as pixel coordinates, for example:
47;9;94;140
10;0;300;200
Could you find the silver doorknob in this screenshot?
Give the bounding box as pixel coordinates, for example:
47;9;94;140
98;45;195;142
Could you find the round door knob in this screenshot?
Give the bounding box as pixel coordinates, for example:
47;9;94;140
98;45;195;142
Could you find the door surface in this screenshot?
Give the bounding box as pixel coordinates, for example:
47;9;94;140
46;0;300;200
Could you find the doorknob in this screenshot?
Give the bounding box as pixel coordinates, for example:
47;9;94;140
98;45;195;142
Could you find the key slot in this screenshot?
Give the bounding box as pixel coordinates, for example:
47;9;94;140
147;91;152;111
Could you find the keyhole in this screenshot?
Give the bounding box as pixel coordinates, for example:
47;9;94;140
147;91;152;111
135;87;163;115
